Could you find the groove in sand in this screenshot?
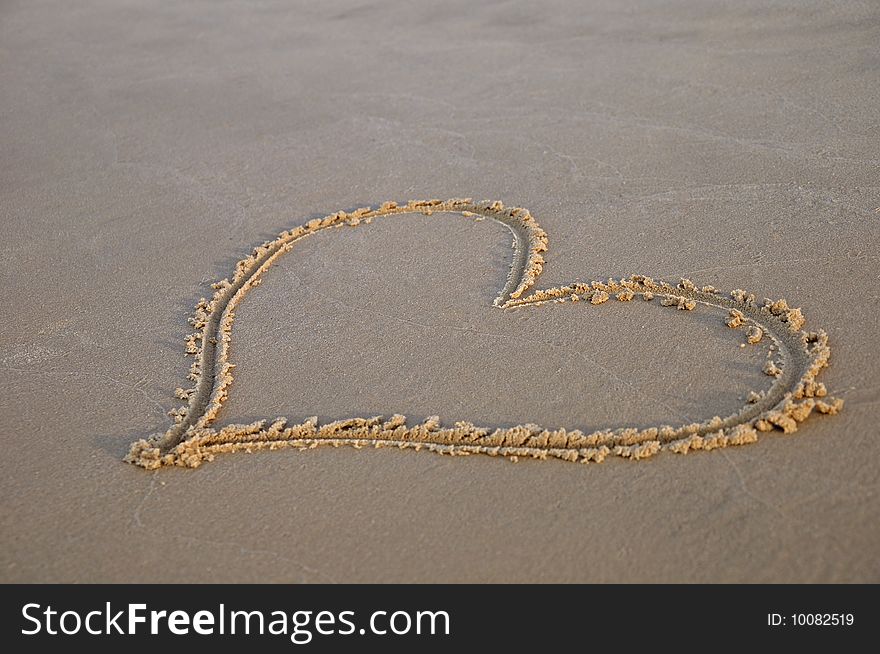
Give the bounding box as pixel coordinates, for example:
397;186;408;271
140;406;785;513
126;199;842;469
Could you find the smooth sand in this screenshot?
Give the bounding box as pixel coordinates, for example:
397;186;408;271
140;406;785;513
1;0;878;581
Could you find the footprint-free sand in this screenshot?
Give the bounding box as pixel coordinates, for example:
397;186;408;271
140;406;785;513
2;0;878;582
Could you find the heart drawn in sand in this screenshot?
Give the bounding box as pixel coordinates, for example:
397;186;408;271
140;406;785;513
126;199;842;469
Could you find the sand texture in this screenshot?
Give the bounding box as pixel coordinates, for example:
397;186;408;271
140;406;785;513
2;0;879;582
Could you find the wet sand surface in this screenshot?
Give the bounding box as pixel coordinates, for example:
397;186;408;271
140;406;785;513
1;0;878;581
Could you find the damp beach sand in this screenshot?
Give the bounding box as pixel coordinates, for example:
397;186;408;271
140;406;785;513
2;1;879;582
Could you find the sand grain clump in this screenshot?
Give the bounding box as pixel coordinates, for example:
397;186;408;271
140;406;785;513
746;326;764;344
591;290;610;305
125;199;842;469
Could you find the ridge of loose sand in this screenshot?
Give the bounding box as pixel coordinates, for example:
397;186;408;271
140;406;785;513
125;199;842;469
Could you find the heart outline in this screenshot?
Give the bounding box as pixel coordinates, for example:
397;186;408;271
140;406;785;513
126;199;842;469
